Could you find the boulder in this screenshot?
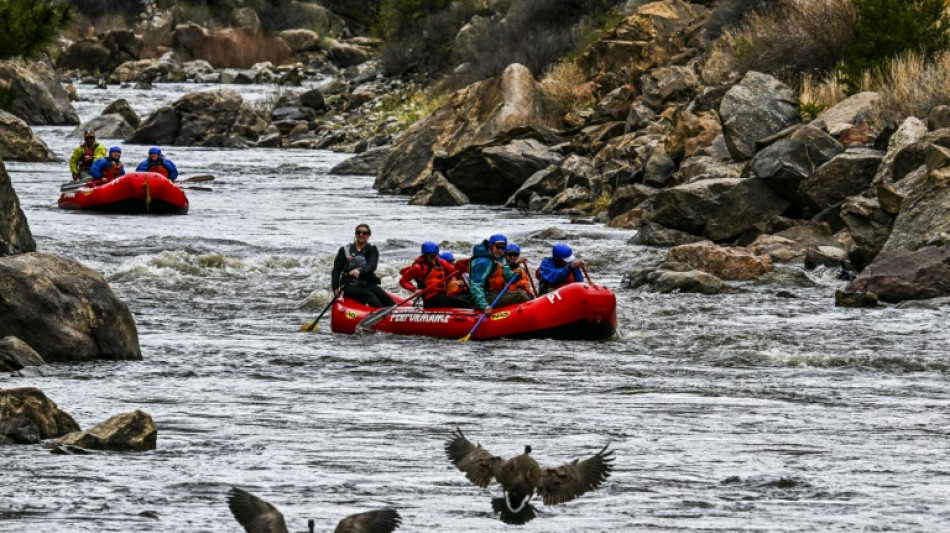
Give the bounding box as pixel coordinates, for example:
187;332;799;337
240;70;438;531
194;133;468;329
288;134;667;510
799;148;883;211
278;29;321;53
0;111;57;161
813;91;881;136
844;246;950;303
839;195;893;271
647;177;791;241
640;65;700;110
408;171;470;207
507;166;566;208
56;39;113;74
0;159;35;256
719;71;801;161
50;410;156;452
330;146;389;176
102;98;141;128
129;90;267;147
0;336;46;372
70;114;135;140
667;241;773;280
745;125;844;203
0;253;141;363
878;146;950;256
376;63;561;195
0;61;79;125
621;261;728;294
0;387;79;444
607;184;657;219
628;222;707;247
111;56;185;83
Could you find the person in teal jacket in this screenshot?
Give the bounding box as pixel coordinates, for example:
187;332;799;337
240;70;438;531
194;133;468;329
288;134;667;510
469;233;529;314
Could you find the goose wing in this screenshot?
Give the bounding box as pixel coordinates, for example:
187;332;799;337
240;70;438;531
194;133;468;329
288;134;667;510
445;427;503;488
333;508;401;533
226;487;289;533
537;444;614;505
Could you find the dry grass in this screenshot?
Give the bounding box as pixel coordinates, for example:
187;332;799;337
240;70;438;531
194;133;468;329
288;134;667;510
798;71;848;120
541;61;594;114
708;0;856;87
870;51;950;121
200;30;292;69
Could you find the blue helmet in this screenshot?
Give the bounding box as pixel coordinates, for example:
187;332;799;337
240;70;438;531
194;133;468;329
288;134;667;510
488;234;508;247
553;242;575;262
149;147;162;156
439;251;455;262
421;241;439;254
504;243;520;255
109;146;122;154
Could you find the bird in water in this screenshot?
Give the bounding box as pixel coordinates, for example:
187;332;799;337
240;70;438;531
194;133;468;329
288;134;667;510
226;486;402;533
444;427;614;525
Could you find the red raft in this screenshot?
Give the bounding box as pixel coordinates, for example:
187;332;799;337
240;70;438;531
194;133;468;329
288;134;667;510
58;172;189;214
331;282;617;341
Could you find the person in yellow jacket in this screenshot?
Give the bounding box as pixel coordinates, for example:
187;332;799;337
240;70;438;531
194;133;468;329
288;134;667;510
69;130;107;181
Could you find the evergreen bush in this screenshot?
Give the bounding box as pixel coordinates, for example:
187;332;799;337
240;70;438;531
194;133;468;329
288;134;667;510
841;0;950;93
0;0;74;61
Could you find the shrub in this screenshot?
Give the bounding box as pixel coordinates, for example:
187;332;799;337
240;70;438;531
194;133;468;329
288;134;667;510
541;60;593;114
840;0;950;93
701;0;772;40
798;71;849;120
711;0;857;87
380;0;477;77
0;0;74;61
871;51;950;120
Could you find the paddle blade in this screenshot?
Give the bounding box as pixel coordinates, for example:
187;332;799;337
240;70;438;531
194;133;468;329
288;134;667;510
355;305;397;332
300;320;319;332
181;174;215;183
459;334;471;342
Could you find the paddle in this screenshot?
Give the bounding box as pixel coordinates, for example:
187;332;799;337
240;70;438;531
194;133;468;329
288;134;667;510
581;265;595;285
60;179;101;192
354;283;440;333
460;272;520;342
521;259;538;297
179;185;212;192
300;279;350;332
179;175;215;183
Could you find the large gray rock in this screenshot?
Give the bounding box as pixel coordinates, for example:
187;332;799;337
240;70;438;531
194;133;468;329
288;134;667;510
0;253;140;363
0;158;35;256
622;261;728;294
50;410;156;452
839;196;893;270
844;246;950;303
879;145;950;255
870;116;927;187
376;63;561;195
129;89;267;147
0;336;46;372
330;146;389;176
408;171;470;206
720;71;801;161
647;177;791;242
70;114;135;141
0;61;78;125
813;91;881;136
102;98;141;128
799;148;883;211
439;138;564;204
745;125;844;203
0;111;57;161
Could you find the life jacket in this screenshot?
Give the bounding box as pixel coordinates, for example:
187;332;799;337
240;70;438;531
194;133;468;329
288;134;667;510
146;159;169;178
102;159;123;180
79;143;99;169
446;272;469;296
476;259;508;293
535;265;576;294
405;257;452;298
507;265;533;294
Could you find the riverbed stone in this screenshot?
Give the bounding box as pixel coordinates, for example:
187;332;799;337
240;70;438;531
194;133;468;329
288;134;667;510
0;336;46;372
0;387;80;444
130;89;267;147
0;111;57;161
0;61;79;125
667;241;773;280
720;71;801;161
0;159;35;256
622;261;728;294
0;253;141;363
50;410;157;452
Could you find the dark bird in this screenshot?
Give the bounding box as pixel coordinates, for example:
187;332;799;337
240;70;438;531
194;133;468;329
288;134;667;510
226;486;401;533
445;427;614;525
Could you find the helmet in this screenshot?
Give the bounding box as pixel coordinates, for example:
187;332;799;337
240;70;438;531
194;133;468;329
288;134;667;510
109;146;122;154
488;234;508;247
83;129;95;138
504;243;520;255
347;255;367;271
552;242;575;263
421;241;439;254
439;251;455;262
148;147;162;156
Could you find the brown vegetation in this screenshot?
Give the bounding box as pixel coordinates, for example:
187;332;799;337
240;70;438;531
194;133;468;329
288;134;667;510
872;51;950;121
199;30;292;69
541;61;594;114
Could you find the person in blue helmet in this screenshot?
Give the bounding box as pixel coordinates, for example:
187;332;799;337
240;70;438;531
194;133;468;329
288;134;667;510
438;251;455;264
536;242;585;295
503;243;535;298
399;241;471;308
469;233;530;314
89;146;125;181
136;147;179;181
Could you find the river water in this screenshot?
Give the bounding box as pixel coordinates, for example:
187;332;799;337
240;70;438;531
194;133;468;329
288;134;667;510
3;82;950;532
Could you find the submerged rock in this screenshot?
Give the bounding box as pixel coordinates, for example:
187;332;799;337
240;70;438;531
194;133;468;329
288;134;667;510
50;410;157;452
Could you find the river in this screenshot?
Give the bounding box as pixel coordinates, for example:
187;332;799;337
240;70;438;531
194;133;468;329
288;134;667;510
2;82;950;532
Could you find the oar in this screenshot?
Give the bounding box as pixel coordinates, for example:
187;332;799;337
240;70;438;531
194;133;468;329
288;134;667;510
179;175;215;183
460;273;520;342
522;259;538;297
581;265;595;285
60;179;101;192
354;283;440;333
179;185;212;192
300;279;350;332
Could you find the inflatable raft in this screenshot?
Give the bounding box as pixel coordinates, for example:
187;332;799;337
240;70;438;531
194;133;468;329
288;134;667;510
58;172;189;214
331;282;617;340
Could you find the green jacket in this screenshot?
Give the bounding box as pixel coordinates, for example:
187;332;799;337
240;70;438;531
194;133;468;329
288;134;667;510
69;142;106;174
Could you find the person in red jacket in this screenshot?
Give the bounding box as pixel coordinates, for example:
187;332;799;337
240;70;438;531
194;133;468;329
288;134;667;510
399;241;471;309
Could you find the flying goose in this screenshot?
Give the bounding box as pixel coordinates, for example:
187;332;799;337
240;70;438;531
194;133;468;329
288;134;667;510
444;427;614;525
226;486;402;533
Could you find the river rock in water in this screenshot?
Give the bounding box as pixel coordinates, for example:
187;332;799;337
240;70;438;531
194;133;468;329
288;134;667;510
0;158;35;256
0;387;80;445
50;410;157;452
0;253;141;363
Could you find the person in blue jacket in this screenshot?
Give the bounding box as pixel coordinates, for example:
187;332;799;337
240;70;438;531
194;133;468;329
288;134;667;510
536;242;585;295
136;147;178;181
469;233;529;314
89;146;125;181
